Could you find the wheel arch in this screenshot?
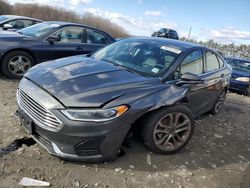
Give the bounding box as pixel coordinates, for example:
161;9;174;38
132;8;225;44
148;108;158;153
0;48;37;64
128;87;191;136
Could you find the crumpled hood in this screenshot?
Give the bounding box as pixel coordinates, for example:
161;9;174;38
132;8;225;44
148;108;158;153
25;56;161;107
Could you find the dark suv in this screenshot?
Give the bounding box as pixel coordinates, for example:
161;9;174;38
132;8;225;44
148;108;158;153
152;28;179;40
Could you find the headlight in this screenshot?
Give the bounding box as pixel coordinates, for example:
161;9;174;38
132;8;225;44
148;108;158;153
61;105;129;122
235;77;250;82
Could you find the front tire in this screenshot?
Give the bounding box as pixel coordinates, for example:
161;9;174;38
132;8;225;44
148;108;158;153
1;50;34;79
142;105;195;154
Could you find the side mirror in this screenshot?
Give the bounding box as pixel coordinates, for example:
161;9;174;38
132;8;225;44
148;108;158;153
181;72;201;81
47;36;61;43
176;72;204;86
3;24;13;30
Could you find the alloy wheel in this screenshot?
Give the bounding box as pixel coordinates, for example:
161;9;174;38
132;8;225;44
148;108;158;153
153;112;191;152
214;91;226;113
8;55;31;76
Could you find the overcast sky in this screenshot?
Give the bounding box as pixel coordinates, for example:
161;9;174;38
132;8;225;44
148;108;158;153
8;0;250;44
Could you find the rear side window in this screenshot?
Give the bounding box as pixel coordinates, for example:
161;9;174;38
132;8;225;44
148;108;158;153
169;30;178;39
87;29;109;45
217;56;224;68
180;50;203;75
206;51;220;72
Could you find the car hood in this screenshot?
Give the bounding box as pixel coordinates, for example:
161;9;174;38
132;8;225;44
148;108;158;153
232;69;250;78
0;30;21;36
0;30;29;41
25;56;161;108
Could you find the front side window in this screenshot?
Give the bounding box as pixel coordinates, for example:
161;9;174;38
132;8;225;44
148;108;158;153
206;51;219;72
180;50;203;76
6;19;34;30
87;29;108;44
52;27;84;43
91;38;180;76
217;56;224;68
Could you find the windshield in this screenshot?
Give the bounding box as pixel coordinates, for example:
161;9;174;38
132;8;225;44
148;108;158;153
0;15;9;22
18;22;61;37
159;28;167;33
227;59;250;73
91;38;180;76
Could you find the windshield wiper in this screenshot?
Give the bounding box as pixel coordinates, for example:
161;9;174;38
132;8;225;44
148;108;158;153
101;58;119;65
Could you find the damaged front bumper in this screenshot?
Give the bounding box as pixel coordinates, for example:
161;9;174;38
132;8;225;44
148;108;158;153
15;108;131;162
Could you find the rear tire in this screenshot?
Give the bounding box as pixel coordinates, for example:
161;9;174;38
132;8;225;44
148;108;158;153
244;87;250;96
142;105;195;154
1;50;34;79
210;89;227;115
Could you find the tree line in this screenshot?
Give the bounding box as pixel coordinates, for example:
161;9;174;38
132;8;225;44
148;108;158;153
180;38;250;59
0;0;129;38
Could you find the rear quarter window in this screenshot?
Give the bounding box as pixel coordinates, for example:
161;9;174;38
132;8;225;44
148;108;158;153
217;56;225;68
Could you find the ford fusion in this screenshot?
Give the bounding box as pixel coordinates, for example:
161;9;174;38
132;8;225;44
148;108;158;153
16;37;231;162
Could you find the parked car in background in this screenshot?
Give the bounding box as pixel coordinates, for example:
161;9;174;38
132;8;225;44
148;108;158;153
0;21;115;79
16;37;231;162
226;57;250;96
152;28;179;40
0;15;41;31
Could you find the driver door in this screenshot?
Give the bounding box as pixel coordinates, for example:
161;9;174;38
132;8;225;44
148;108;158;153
173;49;206;115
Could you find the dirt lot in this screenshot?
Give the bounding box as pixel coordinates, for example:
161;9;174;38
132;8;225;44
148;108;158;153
0;76;250;188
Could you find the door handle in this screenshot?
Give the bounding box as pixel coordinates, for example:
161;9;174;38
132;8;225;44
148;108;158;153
76;46;83;50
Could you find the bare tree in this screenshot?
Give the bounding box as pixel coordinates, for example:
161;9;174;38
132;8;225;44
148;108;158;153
0;0;12;15
181;37;250;59
11;3;129;38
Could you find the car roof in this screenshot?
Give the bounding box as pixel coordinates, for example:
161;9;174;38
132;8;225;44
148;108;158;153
160;28;176;31
44;21;111;34
127;37;202;51
1;15;41;21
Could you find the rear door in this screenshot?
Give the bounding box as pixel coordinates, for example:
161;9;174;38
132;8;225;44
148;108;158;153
82;28;111;53
40;26;88;62
198;50;225;114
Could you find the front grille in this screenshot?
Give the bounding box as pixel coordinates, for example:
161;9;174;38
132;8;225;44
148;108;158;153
18;89;62;131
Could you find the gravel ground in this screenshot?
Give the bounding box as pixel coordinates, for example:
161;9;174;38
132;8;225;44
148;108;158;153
0;77;250;188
